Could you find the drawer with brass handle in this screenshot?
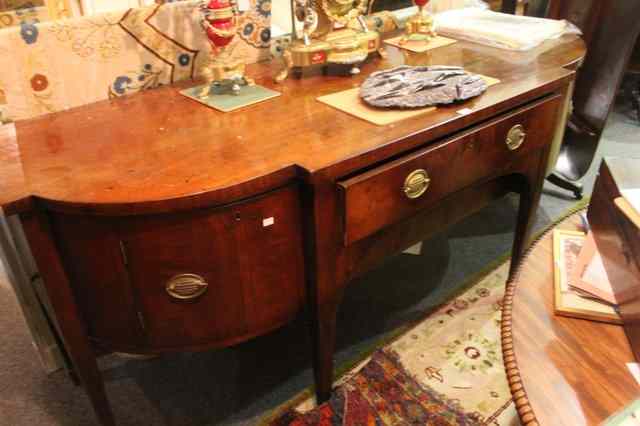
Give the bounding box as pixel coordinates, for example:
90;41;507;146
165;274;209;301
506;124;527;151
403;169;431;199
338;94;561;246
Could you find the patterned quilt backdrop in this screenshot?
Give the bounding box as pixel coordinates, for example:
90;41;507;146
0;0;271;122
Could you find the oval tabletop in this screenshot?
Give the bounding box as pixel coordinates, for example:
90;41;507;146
502;213;640;426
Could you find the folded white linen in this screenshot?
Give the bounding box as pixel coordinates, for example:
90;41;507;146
434;8;581;51
428;0;489;13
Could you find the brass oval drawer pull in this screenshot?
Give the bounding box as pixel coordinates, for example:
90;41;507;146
506;124;526;151
166;274;208;301
403;169;431;199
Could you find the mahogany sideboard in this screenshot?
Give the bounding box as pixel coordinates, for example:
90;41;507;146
0;35;585;425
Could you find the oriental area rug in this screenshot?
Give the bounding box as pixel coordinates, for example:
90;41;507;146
266;200;589;426
267;262;518;426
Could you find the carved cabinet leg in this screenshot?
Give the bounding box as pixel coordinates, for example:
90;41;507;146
20;211;115;426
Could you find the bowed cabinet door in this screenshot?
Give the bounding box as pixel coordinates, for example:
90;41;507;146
120;185;306;351
51;213;145;349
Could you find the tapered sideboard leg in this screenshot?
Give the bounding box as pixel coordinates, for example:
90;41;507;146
511;190;538;279
311;300;339;404
510;152;549;280
20;211;115;426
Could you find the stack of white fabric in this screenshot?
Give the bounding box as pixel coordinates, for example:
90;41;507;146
428;0;489;14
434;8;580;51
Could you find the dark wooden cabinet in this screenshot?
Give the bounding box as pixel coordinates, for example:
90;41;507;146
50;185;306;352
0;34;586;425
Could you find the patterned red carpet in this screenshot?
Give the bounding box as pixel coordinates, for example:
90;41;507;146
272;351;477;426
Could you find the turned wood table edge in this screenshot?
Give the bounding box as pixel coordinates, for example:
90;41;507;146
501;264;539;426
500;210;586;426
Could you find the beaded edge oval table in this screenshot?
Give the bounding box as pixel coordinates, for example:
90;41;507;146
501;213;640;426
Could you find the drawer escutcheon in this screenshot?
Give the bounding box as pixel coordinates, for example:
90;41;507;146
166;274;209;301
506;124;527;151
403;169;431;200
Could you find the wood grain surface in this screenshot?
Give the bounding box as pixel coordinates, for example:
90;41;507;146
502;213;640;426
0;35;585;216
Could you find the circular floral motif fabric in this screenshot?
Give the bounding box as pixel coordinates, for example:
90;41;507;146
109;64;162;98
3;1;271;122
20;22;39;44
30;73;49;92
237;0;271;48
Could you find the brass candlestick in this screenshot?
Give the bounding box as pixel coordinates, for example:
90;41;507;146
400;0;436;45
180;0;281;113
198;0;254;97
275;0;385;82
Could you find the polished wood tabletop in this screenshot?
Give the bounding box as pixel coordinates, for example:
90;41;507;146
502;214;640;426
0;35;585;216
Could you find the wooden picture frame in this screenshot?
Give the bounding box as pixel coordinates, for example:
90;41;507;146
552;229;623;324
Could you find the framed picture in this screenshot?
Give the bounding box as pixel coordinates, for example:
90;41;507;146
553;229;622;324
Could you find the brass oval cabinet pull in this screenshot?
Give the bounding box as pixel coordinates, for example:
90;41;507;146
166;274;208;301
506;124;526;151
403;169;431;199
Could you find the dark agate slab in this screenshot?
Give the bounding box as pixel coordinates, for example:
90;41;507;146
359;65;488;108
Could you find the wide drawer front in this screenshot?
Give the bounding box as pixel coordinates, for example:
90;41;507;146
338;94;562;246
